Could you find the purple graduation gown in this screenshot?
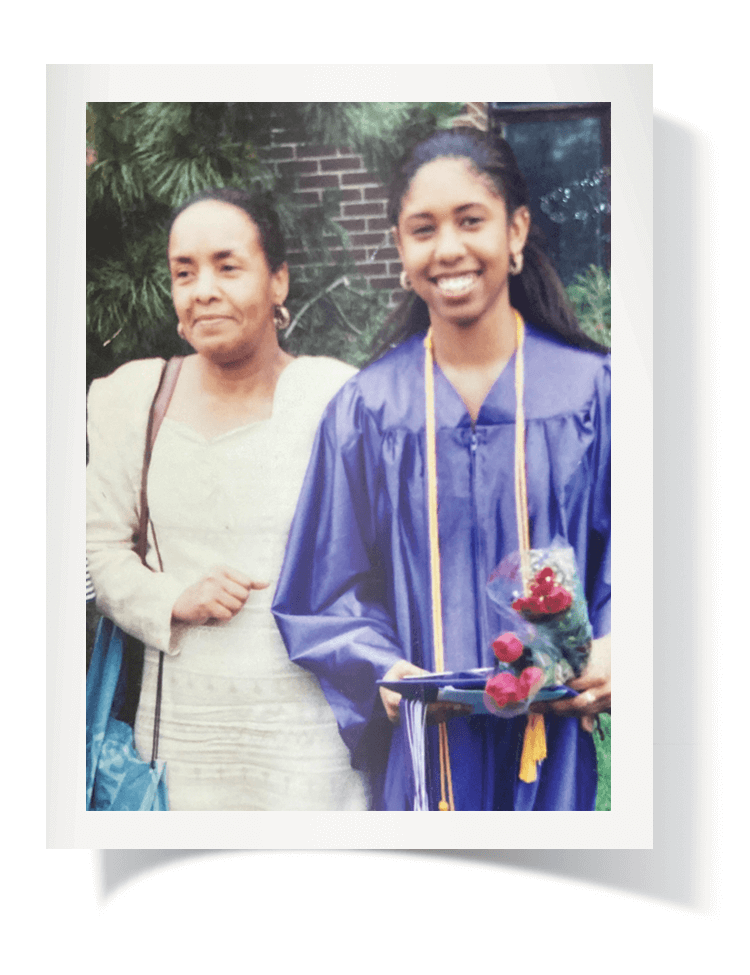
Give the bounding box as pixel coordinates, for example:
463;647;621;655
273;325;610;810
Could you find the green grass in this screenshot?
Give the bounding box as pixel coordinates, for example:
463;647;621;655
594;713;611;810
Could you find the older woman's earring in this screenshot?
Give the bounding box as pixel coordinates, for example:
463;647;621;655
177;322;186;339
274;305;291;331
509;252;524;276
399;271;412;291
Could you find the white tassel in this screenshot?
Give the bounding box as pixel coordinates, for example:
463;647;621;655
403;698;429;811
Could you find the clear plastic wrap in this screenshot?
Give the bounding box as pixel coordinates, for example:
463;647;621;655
483;539;593;717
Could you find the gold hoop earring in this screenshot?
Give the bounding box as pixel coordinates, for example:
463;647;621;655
274;305;291;331
399;271;412;291
509;252;524;276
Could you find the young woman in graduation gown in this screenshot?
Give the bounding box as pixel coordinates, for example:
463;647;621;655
273;130;611;811
87;188;367;810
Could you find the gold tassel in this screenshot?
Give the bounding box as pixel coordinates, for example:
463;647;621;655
519;712;547;783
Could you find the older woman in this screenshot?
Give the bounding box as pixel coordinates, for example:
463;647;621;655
87;187;367;810
273;130;611;811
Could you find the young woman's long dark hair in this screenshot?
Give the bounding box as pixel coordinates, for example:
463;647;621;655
372;127;608;360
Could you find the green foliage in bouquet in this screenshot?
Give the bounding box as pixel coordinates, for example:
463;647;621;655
86;101;463;387
566;264;611;348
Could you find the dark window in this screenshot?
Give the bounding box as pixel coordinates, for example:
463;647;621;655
488;103;610;286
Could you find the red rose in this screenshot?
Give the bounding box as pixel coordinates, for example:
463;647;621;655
530;567;555;595
544;586;572;613
513;584;572;618
492;632;524;663
517;667;544;696
512;596;536;614
515;594;547;615
530;580;553;596
485;667;544;707
485;672;524;706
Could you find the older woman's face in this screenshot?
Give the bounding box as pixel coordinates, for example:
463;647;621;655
168;200;288;365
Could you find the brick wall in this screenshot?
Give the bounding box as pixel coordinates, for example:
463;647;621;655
260;131;403;302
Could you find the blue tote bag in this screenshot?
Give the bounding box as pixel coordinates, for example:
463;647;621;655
86;356;183;811
86;617;168;811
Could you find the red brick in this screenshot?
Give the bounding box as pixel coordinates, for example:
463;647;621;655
348;232;390;247
334;218;366;232
376;246;400;261
388;260;405;275
357;262;387;276
297;173;340;189
328;248;368;263
321;155;364;172
339;188;362;202
278;159;319;175
343;202;385;217
295;143;339;158
369;277;401;291
341;171;380;186
364;185;388;200
367;217;392;231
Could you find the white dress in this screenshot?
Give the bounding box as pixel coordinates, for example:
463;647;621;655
87;355;367;810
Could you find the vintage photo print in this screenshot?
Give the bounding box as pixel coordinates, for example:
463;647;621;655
48;64;652;849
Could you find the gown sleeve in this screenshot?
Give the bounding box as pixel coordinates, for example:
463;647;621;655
585;356;611;639
86;359;186;653
272;383;404;765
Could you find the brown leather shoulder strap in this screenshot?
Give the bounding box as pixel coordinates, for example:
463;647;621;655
135;357;184;565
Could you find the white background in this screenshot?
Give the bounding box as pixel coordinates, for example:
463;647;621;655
10;22;744;972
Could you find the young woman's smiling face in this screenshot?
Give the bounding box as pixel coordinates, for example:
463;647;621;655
394;157;529;329
168;200;288;365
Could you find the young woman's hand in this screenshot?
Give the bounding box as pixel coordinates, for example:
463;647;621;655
529;633;611;732
379;659;472;725
171;567;270;625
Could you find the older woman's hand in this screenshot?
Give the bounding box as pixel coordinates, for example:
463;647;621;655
379;659;472;725
172;566;270;625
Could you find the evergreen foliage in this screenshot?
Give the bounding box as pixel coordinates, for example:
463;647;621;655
566;264;611;348
86;102;462;385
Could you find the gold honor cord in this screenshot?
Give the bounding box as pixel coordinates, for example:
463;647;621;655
424;329;445;674
511;311;547;782
424;312;546;803
513;311;531;595
424;328;454;811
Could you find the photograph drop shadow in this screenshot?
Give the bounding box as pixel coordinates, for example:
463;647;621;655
99;113;704;911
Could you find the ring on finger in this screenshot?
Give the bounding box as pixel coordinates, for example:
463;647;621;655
581;690;595;707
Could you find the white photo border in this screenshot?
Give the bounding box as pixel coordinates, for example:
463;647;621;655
47;64;652;849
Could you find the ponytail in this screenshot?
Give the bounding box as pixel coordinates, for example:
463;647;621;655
510;233;608;354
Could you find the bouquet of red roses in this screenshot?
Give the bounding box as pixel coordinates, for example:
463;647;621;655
482;542;593;717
